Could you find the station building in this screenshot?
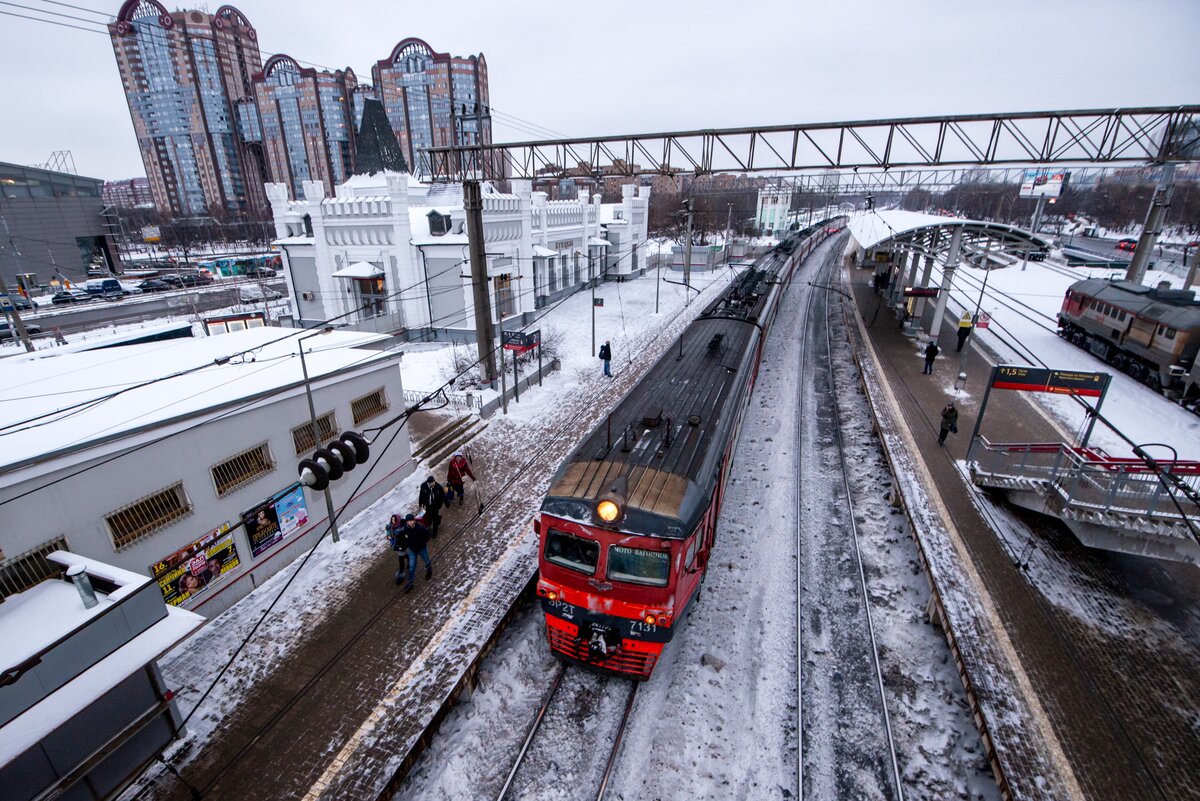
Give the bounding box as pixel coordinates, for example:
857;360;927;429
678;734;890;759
267;169;650;340
0;327;412;620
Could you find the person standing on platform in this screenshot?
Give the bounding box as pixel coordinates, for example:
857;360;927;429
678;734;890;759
418;475;446;539
938;401;959;446
923;340;940;374
445;451;474;506
386;513;409;585
401;514;432;592
956;317;973;352
599;340;612;377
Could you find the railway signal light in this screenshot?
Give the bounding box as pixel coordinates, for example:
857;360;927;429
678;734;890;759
297;431;371;490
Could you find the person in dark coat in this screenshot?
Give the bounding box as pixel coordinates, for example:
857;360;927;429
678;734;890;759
938;401;959;446
418;475;447;538
599;340;612;377
445;452;474;505
923;340;940;374
386;513;409;585
956;322;973;352
402;513;433;592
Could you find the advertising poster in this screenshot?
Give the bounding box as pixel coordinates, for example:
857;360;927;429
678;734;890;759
244;484;309;557
151;524;239;607
1019;169;1069;198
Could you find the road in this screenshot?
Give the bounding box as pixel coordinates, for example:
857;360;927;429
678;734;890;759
16;280;288;336
1059;236;1193;274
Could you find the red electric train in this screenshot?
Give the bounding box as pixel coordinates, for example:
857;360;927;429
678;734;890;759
534;219;843;679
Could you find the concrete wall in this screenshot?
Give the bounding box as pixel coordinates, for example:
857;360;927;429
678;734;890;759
0;361;412;619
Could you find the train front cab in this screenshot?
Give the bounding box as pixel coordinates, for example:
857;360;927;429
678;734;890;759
535;514;712;680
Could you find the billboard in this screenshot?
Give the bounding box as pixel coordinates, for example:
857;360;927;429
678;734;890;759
243;484;310;558
142;225;161;243
1019;169;1069;198
151;525;240;607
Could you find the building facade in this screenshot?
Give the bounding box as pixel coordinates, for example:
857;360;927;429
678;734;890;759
0;161;122;288
247;55;359;200
109;1;265;217
756;187;792;235
0;328;412;620
372;38;490;176
267;173;649;339
102;177;155;208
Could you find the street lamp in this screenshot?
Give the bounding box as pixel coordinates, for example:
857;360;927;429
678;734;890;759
298;326;341;543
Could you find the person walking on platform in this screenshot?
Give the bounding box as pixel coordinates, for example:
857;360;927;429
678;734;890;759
386;514;409;585
401;514;433;592
418;475;446;539
599;340;612;377
938;401;959;446
445;451;474;506
923;340;940;374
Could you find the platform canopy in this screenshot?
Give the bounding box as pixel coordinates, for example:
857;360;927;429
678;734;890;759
847;210;1050;260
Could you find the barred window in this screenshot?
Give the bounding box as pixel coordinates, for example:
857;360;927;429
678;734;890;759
292;412;337;454
0;536;69;600
211;442;275;497
351;388;389;425
105;483;192;550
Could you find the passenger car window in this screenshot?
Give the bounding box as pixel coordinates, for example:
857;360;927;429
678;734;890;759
608;544;669;587
545;529;598;575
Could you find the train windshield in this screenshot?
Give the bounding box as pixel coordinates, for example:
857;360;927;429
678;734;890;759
545;529;599;575
607;544;669;587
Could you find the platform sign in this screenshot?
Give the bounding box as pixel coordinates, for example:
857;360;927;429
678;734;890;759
903;286;938;298
502;329;540;353
991;365;1108;397
976;312;991;329
593;297;604;307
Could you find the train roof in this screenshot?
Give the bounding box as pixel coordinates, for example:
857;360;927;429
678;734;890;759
542;253;789;539
1068;278;1200;331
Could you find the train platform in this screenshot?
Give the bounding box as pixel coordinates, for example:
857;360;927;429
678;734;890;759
843;262;1200;801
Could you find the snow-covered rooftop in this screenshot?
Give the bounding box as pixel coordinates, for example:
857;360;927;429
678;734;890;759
0;327;398;475
847;210;1049;251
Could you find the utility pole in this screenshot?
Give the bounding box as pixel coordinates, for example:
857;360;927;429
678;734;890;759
591;257;597;355
495;276;508;414
464;180;498;386
0;217;35;352
723;203;732;267
682;199;694;305
1127;163;1175;285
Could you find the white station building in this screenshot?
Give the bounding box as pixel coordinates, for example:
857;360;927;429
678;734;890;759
0;327;412;619
266;172;651;339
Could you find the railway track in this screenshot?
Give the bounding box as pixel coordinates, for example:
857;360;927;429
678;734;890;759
796;242;904;801
495;664;638;801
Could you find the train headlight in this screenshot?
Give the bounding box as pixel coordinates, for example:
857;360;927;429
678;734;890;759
547;590;558;601
644;614;657;625
596;499;621;522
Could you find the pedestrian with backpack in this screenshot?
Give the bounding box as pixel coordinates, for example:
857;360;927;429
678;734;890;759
402;514;433;593
599;340;612;377
938;401;959;446
418;475;447;539
445;451;474;506
385;514;409;585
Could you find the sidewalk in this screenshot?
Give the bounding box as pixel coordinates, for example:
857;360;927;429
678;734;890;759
845;263;1200;801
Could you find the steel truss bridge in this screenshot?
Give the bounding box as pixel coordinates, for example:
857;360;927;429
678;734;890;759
426;105;1200;181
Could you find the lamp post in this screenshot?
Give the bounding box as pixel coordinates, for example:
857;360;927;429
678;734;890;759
298;326;341;543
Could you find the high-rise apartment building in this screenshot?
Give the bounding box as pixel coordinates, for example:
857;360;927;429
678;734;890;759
245;56;358;200
372;38;490;175
102;177;155;208
109;1;264;217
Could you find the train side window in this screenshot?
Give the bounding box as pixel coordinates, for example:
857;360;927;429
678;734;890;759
545;529;599;575
1165;327;1176;339
1118;311;1126;322
685;536;698;570
607;544;670;587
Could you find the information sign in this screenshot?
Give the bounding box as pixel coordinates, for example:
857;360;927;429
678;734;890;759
990;365;1108;397
502;329;541;353
903;286;938;298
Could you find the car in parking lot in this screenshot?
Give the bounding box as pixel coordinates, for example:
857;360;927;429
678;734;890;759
51;289;91;304
0;321;41;340
242;265;277;279
137;279;172;293
238;284;283;302
1116;238;1138;251
1;293;34;311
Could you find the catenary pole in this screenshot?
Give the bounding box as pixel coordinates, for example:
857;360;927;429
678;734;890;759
464;180;498;386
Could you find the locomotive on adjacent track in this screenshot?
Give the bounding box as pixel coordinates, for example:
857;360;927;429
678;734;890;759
534;219;843;680
1057;277;1200;398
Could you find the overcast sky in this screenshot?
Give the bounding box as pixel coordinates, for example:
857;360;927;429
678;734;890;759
1;0;1197;181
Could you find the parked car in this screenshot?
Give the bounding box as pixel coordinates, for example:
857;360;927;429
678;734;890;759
0;293;34;311
51;289;91;304
238;284;283;302
85;278;141;299
0;321;42;340
157;274;184;287
1116;238;1138;251
137;279;172;293
242;265;277;279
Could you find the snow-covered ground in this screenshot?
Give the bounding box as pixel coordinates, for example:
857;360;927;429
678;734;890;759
391;236;999;801
898;241;1200;460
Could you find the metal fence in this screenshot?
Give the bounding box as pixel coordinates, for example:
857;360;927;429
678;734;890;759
972;440;1200;520
0;536;69;600
403;388;483;413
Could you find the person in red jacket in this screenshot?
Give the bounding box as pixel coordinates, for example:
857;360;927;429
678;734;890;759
445;451;475;506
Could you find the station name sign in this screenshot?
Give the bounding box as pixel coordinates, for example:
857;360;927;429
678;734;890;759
903;286;938;298
991;365;1108;397
502;329;540;353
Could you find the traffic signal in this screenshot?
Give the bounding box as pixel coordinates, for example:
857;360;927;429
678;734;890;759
298;431;371;491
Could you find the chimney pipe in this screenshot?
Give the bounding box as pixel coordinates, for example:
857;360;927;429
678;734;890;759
66;564;98;609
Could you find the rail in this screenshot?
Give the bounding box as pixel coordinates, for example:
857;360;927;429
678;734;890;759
970;438;1200;519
